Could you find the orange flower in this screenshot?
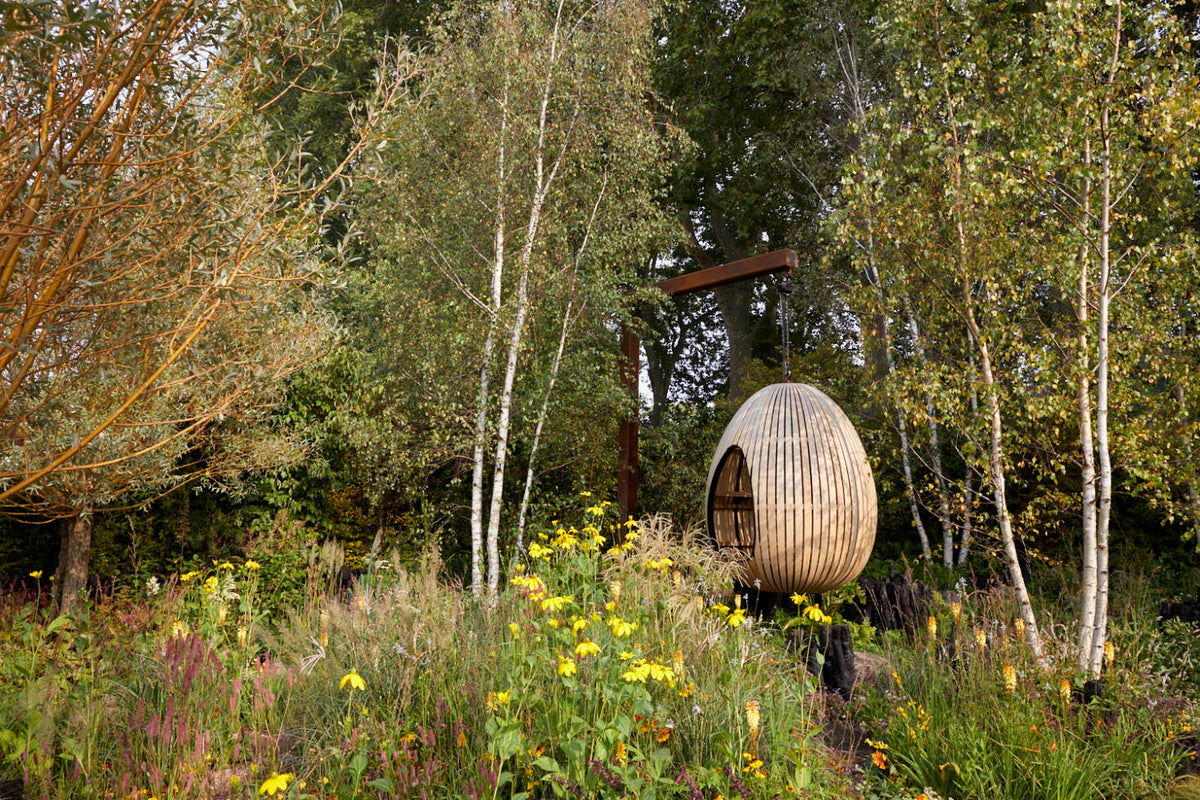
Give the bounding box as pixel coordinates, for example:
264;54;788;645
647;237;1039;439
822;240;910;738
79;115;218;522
872;750;888;770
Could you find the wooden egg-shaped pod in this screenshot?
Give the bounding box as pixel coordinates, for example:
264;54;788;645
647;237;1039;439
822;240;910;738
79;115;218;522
705;383;877;594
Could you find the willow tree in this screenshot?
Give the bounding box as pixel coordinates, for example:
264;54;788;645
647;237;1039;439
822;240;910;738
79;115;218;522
0;0;411;612
358;0;672;597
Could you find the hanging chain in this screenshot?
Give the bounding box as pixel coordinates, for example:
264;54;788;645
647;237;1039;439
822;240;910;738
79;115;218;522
778;278;794;382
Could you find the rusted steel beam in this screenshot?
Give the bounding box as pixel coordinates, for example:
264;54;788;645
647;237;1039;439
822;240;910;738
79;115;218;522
655;249;797;296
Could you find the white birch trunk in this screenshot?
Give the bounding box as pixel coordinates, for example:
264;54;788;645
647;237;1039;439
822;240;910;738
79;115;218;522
967;313;1045;658
484;0;568;599
958;346;979;568
515;301;573;552
1090;84;1116;678
903;293;954;567
1089;6;1121;677
1075;143;1099;674
469;84;509;597
863;241;931;560
514;176;603;551
935;5;1041;653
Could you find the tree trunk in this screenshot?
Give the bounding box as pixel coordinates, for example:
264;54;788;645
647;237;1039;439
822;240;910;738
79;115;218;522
55;510;93;617
897;410;933;561
470;82;510;597
1075;145;1099;674
644;305;688;428
958;346;980;568
516;300;573;552
679;205;756;403
903;293;953;567
969;320;1044;658
935;4;1040;654
863;252;931;560
710;215;754;402
1090;69;1117;676
485;2;568;599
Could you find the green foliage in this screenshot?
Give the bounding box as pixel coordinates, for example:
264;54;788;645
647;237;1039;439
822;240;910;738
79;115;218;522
833;0;1200;565
639;404;727;530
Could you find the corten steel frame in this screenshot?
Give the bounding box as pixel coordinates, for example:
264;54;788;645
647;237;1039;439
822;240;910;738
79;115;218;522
617;249;798;520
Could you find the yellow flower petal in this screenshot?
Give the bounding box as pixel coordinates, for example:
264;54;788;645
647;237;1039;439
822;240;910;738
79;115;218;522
339;670;366;691
258;772;294;796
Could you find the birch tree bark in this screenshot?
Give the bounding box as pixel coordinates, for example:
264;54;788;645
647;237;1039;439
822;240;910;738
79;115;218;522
901;293;954;567
515;300;573;553
482;0;573;599
370;0;671;601
933;0;1043;655
1074;150;1099;672
470;84;509;596
1089;25;1118;673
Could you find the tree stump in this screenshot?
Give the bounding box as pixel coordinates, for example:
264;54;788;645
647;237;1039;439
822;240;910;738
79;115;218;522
844;571;929;637
789;623;857;698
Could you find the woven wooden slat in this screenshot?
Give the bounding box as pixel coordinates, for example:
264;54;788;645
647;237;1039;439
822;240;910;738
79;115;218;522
705;383;877;594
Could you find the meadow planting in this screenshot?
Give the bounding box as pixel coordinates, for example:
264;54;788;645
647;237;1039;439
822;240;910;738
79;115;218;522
1;500;1197;799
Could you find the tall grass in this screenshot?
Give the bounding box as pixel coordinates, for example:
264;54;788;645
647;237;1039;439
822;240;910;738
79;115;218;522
854;579;1195;800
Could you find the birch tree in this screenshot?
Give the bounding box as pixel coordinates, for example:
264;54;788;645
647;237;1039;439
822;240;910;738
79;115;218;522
360;0;671;598
839;0;1048;654
841;0;1199;666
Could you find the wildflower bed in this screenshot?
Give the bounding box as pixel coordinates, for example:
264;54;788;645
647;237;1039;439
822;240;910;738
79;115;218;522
0;503;845;799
